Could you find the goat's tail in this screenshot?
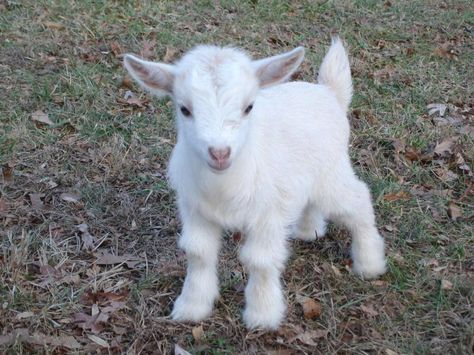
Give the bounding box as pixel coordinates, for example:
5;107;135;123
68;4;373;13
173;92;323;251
317;37;353;113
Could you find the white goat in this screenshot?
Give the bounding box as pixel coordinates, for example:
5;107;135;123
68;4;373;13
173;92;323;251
123;38;387;330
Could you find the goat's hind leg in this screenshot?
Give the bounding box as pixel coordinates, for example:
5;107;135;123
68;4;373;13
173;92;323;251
322;173;386;279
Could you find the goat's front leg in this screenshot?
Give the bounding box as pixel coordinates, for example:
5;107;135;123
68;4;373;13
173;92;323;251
171;212;221;322
239;221;289;329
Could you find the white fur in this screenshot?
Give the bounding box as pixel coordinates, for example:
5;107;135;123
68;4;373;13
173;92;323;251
124;37;387;330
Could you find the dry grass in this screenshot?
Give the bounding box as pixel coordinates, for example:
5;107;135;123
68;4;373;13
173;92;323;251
1;0;473;354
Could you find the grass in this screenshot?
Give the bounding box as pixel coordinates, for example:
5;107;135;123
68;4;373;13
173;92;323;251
1;0;473;353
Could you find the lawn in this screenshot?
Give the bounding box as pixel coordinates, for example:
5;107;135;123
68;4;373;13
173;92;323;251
0;0;473;353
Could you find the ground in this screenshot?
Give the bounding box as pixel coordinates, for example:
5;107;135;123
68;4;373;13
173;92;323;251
0;0;473;354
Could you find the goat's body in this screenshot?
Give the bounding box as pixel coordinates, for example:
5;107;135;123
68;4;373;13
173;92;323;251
125;38;387;330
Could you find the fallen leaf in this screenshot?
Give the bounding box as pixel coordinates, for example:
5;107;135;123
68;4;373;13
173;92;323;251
77;223;95;250
434;43;457;59
163;46;178;62
289;329;328;346
15;311;34;320
2;164;13;183
434;137;456;156
94;252;143;268
192;325;204;341
60;274;81;284
0;198;8;215
140;39;156;59
109;41;122;57
88;334;110;348
29;193;45;210
404;147;421;161
385;349;399;355
447;202;462;221
73;312;109;334
331;264;342;277
383;191;410;202
296;295;322;319
0;329;80;349
441;279;453;290
427;103;447;117
101;301;127;314
360;304;379;317
60;192;81;203
373;66;395;84
175;344;192;355
44;21;65;30
31;110;54;126
81;290;129;305
434;167;459;182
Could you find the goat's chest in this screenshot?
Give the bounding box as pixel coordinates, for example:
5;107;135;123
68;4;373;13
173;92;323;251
194;175;259;230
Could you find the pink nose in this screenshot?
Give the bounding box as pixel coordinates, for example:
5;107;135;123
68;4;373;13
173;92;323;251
208;146;231;163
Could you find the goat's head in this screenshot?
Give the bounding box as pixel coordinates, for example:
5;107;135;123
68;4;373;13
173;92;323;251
124;45;304;172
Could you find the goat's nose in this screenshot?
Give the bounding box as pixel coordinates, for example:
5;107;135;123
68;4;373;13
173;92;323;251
208;146;231;162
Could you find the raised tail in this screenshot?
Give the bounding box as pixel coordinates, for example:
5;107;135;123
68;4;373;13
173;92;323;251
317;37;353;113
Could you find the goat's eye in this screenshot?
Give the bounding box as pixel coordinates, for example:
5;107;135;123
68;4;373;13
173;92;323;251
244;103;254;115
180;106;191;117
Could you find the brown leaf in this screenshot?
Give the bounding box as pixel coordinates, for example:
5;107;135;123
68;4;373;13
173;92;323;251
296;295;322;319
192;325;204;342
29;193;45;210
434;137;456;156
0;329;80;349
404;147;421;161
373;66;395;84
434;167;459;182
31;110;54;126
120;76;134;89
78;223;95;251
163;46;178;62
44;21;65;30
434;43;457;59
87;334;110;348
60;274;81;285
110;41;122;57
81;290;129;305
331;264;342;277
73;311;109;334
383;191;410;202
360;304;379;317
101;301;127;314
289;329;328;346
0;198;8;215
60;192;81;203
140;39;156;59
447;202;462;221
94;252;143;268
15;311;35;320
441;279;453;290
2;164;13;183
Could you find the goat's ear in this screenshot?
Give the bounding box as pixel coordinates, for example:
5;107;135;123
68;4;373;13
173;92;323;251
123;54;175;97
252;47;305;88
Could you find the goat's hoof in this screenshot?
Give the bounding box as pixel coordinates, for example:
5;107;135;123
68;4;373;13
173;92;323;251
243;306;285;330
352;256;387;280
171;295;213;322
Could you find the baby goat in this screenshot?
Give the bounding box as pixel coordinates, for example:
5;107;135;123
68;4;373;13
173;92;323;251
124;38;387;330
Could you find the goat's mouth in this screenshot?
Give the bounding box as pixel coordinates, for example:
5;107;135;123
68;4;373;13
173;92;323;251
207;160;231;172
